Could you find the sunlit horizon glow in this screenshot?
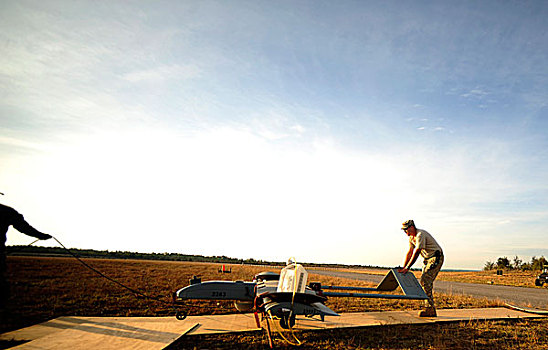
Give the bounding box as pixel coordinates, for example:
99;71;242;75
2;1;547;270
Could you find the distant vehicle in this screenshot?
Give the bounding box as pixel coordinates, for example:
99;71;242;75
535;268;548;286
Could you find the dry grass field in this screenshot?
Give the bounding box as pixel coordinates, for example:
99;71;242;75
2;256;548;349
437;269;545;288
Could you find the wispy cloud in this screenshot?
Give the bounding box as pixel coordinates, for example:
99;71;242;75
1;1;548;269
0;135;51;153
460;87;490;100
123;64;201;83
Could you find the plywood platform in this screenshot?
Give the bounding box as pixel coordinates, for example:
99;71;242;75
1;308;544;349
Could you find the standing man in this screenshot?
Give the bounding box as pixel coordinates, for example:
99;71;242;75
398;219;444;317
1;194;52;308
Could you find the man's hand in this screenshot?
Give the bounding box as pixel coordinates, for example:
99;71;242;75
40;233;52;240
398;267;409;274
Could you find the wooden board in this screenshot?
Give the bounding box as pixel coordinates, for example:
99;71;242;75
1;308;545;349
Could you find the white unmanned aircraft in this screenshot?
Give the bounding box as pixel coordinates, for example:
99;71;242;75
173;261;428;330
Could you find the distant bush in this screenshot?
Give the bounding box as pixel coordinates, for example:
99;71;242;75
484;255;546;271
6;245;381;269
483;261;495;270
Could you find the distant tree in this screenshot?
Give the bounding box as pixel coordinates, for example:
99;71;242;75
531;256;547;270
496;256;511;269
483;261;496;271
512;255;523;270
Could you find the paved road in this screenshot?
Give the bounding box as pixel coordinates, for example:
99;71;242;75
309;269;548;309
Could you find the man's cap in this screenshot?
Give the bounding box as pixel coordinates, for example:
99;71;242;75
401;219;415;230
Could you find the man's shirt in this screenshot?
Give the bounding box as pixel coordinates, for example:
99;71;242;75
410;228;442;259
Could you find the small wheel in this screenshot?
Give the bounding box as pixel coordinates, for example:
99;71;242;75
175;310;187;320
279;313;295;329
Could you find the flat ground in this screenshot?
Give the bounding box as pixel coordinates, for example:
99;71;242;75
2;257;548;349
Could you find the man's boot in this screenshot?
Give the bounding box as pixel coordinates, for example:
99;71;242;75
418;308;437;317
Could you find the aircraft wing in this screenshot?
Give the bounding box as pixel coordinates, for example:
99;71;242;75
322;268;428;300
175;281;256;301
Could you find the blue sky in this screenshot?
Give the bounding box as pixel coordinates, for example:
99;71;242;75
1;1;547;269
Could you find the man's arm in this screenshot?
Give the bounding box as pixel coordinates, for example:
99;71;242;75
403;243;414;266
11;214;51;240
399;245;422;274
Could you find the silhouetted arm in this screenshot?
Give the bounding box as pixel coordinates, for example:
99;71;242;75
11;213;51;240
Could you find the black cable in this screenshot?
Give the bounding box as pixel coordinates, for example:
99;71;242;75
19;236;222;319
6;239;39;255
51;236;172;306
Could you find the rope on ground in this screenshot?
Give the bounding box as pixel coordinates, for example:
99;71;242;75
50;236;202;319
6;239;40;255
51;236;170;304
15;236;216;318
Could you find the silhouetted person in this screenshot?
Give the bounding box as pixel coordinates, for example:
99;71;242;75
1;199;51;308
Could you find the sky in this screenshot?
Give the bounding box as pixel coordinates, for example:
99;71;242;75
1;1;547;270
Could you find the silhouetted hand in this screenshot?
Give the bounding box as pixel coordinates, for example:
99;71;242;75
40;234;52;240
